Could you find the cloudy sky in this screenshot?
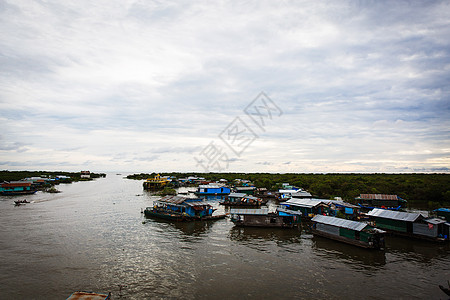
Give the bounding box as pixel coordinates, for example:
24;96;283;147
1;0;449;173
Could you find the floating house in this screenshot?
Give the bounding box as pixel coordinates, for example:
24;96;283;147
279;188;312;200
144;195;225;221
356;194;407;210
221;193;264;207
367;208;450;241
279;198;331;219
230;208;301;228
235;186;256;195
311;215;386;249
0;182;36;195
195;184;231;196
329;200;360;220
143;174;171;190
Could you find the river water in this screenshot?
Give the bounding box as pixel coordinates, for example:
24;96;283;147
0;174;448;299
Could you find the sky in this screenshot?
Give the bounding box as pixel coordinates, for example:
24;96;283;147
1;0;449;173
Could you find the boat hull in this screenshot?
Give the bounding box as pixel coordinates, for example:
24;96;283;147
144;209;226;222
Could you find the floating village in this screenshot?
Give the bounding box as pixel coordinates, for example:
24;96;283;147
140;174;450;251
2;172;450;299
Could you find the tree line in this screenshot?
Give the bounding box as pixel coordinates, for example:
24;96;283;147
129;172;450;208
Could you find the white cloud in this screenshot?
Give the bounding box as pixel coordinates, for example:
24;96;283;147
0;0;449;172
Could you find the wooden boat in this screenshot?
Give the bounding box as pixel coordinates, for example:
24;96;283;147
1;182;37;195
14;199;30;206
144;195;226;222
230;208;301;228
311;215;386;249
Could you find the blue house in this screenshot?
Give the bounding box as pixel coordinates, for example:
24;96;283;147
195;184;231;196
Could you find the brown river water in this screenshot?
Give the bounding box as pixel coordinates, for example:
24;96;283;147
0;174;449;299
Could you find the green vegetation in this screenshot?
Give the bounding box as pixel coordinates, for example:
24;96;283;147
129;172;450;208
0;170;106;182
156;187;177;196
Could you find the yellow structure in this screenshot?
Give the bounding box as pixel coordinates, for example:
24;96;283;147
143;174;170;190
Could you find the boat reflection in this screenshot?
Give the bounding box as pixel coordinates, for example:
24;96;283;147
144;216;220;237
311;235;387;267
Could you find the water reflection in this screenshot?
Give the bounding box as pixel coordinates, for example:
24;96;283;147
311;235;387;267
229;226;301;244
385;235;450;262
144;217;219;237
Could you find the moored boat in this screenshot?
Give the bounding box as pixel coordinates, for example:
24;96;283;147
144;195;226;221
230;208;301;228
311;215;386;249
367;208;450;242
1;182;37;196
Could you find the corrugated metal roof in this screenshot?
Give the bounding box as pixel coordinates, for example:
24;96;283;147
291;191;312;197
283;198;328;208
312;215;368;231
424;218;447;225
329;200;360;209
158;195;189;204
358;194;399;200
228;193;247;198
230;208;269;215
367;208;422;222
198;185;221;189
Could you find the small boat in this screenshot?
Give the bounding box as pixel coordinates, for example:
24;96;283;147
144;195;226;221
66;291;111;300
311;215;386;249
14;199;30;206
230;208;301;228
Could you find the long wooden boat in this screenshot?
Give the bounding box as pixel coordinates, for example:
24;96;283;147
230;208;301;228
144;208;226;221
311;215;386;249
144;195;226;222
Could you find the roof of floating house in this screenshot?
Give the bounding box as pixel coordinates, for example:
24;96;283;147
423;218;447;225
157;195;207;207
357;194;402;200
312;215;369;231
230;208;270;215
291;191;312;198
228;193;248;198
281;198;330;208
367;208;423;222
